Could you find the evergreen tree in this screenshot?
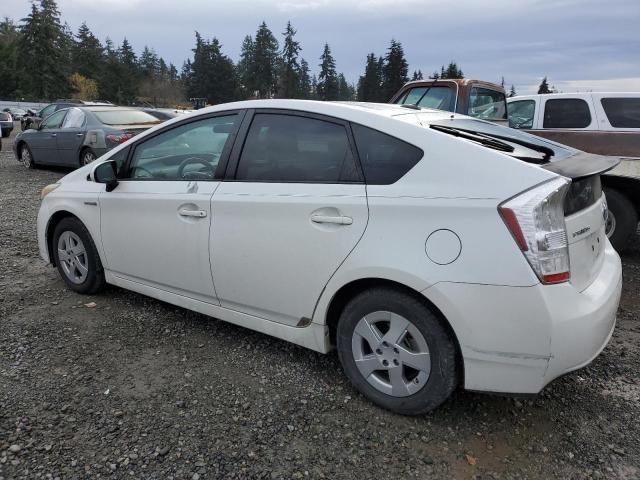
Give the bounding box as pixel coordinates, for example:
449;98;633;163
277;21;300;98
237;35;255;98
252;22;279;98
411;69;423;81
381;39;408;101
311;74;318;99
538;76;551;94
299;58;311;99
138;46;159;78
337;73;354;101
509;84;517;97
72;22;103;81
18;0;70;99
500;76;505;88
185;33;236;105
98;37;121;101
357;52;383;102
440;61;463;79
117;38;139;103
0;18;21;98
317;43;339;101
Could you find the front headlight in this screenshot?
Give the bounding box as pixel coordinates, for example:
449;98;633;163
41;183;60;199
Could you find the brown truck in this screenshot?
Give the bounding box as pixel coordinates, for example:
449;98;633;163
389;78;508;125
508;93;640;249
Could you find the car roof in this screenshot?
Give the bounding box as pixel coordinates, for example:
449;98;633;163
195;99;455;123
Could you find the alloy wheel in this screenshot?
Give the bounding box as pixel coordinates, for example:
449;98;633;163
82;150;96;166
21;146;32;169
605;210;616;239
57;231;89;284
351;311;431;397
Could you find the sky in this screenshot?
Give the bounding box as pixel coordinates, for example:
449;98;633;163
4;0;640;94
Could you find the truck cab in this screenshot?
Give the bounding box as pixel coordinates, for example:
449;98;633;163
390;79;508;125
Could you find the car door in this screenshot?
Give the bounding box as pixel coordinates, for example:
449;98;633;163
98;112;243;304
29;109;67;164
210;110;368;326
56;107;87;166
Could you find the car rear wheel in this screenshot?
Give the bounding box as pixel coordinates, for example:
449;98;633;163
52;217;106;294
20;144;36;169
80;148;96;166
336;288;458;415
604;187;638;251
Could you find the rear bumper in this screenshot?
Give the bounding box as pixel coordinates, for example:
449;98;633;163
423;242;622;394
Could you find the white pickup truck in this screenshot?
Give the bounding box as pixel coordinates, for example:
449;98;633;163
508;92;640;250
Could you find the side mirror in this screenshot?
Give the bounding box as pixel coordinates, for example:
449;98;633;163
91;160;119;192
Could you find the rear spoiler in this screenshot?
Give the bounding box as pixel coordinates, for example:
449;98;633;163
542;152;620;180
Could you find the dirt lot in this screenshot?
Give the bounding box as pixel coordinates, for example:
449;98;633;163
1;125;639;480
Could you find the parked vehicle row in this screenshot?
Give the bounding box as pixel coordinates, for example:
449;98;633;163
508;92;640;250
36;99;621;415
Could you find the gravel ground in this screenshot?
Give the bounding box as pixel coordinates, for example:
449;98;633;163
1;125;639;480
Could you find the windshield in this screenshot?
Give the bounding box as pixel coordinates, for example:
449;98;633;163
398;86;453;111
91;109;160;126
414;115;577;161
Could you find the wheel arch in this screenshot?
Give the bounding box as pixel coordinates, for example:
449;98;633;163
602;174;640;214
45;210;104;269
323;277;464;382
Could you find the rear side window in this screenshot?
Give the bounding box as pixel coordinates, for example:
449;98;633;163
236;113;360;183
543;99;591;128
62;108;86;128
468;87;507;120
351;124;423;185
601;97;640;128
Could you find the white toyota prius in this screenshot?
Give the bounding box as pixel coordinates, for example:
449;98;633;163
36;100;622;415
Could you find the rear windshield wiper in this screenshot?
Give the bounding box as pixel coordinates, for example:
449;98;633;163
430;124;515;153
431;124;554;163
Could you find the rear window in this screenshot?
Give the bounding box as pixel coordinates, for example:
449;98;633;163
468;87;507;120
92;109;159;126
601;97;640;128
351;124;423;184
543;99;591;129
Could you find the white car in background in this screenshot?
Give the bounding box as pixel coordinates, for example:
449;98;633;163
37;100;622;415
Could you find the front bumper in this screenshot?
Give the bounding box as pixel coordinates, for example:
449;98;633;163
423;242;622;394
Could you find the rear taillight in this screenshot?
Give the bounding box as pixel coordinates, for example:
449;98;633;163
106;132;134;145
499;177;571;285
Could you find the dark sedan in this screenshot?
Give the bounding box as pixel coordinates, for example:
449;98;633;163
14;106;161;169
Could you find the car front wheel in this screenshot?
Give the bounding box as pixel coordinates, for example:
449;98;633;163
336;288;458;415
52;217;106;294
20;144;36;169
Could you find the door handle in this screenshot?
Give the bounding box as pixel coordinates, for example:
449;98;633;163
76;133;83;137
178;208;207;218
50;133;57;137
311;214;353;225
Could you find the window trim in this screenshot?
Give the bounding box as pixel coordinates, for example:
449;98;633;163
542;98;592;129
117;109;246;182
224;108;365;184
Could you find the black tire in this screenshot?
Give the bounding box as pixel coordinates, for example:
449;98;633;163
604;187;638;251
52;217;106;294
336;288;458;415
79;148;96;167
20;143;36;169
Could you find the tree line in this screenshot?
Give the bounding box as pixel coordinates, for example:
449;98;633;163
0;0;475;107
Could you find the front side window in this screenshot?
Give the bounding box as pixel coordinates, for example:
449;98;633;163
127;115;238;180
543;99;591;128
40;110;67;130
601;97;640;128
508;100;536;129
398;86;453;111
39;104;56;119
236;113;359;183
62;108;86;129
469;87;507;120
351;124;423;185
